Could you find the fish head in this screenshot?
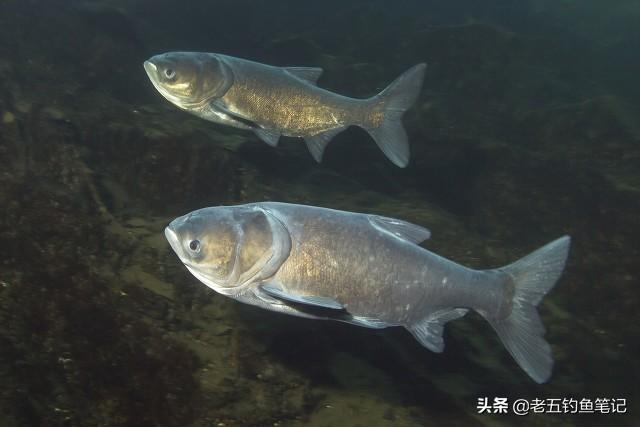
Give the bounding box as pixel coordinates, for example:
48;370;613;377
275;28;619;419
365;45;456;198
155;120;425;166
165;205;291;296
144;52;233;110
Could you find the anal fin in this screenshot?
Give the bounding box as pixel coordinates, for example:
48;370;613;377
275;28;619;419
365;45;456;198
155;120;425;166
304;127;345;162
407;308;468;353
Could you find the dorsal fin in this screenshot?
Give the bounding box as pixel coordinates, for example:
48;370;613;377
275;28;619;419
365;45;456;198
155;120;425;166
283;67;323;85
368;215;431;244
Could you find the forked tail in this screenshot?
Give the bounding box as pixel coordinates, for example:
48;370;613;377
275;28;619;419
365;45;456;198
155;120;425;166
484;236;571;383
362;63;426;167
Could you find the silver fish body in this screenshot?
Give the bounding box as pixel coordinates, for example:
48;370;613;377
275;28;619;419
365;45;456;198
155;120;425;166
144;52;426;167
165;202;570;383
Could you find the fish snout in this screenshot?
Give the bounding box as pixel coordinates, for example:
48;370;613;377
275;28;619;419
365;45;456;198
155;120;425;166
143;60;158;77
164;226;181;255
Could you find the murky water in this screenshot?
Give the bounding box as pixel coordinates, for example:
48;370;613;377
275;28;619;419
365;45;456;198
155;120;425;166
0;1;638;426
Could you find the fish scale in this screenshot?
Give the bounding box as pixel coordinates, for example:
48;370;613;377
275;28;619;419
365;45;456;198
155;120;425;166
144;51;426;167
165;202;571;383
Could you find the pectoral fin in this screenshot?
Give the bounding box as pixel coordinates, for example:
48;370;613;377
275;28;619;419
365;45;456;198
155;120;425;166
210;99;281;147
347;315;390;329
210;99;258;128
259;283;344;310
283;67;324;85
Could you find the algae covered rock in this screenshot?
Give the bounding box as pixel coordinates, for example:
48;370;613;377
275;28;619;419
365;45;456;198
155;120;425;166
0;108;207;425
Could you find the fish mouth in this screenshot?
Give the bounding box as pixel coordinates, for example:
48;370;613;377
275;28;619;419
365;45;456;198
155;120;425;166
143;60;158;77
143;60;166;96
164;224;231;294
164;226;182;256
164;225;199;272
143;59;189;109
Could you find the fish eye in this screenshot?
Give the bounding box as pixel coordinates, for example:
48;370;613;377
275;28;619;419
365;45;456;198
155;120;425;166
164;68;176;79
188;239;201;252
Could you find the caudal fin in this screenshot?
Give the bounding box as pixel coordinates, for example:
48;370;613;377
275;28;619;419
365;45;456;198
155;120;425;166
362;63;426;167
486;236;571;383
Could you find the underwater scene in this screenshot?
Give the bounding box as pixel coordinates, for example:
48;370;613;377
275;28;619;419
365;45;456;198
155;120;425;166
0;0;638;425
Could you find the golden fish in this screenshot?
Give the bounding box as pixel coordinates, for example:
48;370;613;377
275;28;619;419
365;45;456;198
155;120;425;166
144;52;426;167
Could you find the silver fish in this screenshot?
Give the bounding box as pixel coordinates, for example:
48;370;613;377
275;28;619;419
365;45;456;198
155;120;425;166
144;52;426;167
165;202;570;383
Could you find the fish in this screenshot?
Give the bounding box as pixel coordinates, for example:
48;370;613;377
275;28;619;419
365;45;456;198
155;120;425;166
143;52;426;167
164;202;570;383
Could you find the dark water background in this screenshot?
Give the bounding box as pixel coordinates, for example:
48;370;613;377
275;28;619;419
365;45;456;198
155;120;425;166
0;0;638;425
